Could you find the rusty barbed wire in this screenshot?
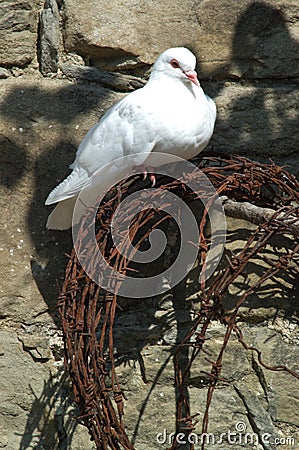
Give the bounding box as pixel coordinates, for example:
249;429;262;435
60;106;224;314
58;151;299;450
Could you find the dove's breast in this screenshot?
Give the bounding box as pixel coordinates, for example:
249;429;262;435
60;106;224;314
147;84;216;160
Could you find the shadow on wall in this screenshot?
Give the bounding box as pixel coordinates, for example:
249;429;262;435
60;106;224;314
18;368;82;450
205;2;299;162
232;2;298;79
0;1;298;448
1;81;115;322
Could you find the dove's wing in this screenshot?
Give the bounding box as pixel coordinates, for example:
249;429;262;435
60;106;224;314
45;87;157;206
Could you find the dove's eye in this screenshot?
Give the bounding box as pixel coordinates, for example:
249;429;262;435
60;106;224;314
170;59;180;69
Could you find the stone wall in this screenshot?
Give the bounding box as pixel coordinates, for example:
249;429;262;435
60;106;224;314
0;1;298;449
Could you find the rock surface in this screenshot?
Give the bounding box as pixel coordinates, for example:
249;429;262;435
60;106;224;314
209;81;299;176
39;0;61;74
0;0;298;448
0;0;38;68
63;0;299;79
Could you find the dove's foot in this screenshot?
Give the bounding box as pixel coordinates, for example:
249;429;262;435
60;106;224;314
141;166;156;187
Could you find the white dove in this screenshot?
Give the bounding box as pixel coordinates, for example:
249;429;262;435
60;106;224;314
45;47;217;229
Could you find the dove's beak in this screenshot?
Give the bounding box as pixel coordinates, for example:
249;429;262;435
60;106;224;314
184;70;199;86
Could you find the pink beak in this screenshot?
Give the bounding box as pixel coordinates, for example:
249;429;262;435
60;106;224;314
184;70;199;86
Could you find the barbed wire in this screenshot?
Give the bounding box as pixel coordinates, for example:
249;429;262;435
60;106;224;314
58;151;299;450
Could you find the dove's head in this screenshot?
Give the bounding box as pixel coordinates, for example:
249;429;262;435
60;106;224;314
150;47;199;86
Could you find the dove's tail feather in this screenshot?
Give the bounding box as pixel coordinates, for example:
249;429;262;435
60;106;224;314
45;166;90;206
46;197;77;230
